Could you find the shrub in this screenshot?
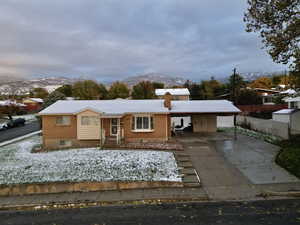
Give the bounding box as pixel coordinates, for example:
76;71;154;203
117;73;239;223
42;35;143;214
276;135;300;178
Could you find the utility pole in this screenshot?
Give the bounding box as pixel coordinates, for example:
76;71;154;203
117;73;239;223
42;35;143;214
233;68;237;140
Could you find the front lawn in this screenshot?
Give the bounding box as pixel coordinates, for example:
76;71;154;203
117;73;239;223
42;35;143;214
276;135;300;179
0;136;181;185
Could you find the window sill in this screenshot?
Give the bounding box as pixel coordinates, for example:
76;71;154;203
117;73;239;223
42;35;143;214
131;129;154;133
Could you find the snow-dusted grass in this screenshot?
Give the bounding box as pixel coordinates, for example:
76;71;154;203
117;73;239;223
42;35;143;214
0;136;181;185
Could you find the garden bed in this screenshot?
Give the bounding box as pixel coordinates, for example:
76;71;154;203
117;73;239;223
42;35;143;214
0;136;181;185
276;135;300;179
104;141;184;151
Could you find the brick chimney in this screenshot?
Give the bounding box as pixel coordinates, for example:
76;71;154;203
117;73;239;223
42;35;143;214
164;92;172;110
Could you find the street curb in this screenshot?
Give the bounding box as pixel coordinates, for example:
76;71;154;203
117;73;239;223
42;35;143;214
0;196;209;212
0;130;41;147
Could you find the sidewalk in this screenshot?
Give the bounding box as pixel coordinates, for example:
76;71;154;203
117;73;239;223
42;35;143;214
0;187;208;209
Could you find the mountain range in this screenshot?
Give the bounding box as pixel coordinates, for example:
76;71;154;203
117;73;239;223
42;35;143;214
0;71;284;95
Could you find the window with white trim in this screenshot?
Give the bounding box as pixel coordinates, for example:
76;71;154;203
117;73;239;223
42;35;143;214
81;116;99;126
132;115;154;131
56;116;71;125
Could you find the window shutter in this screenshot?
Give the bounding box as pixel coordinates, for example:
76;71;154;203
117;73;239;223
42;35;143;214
132;116;135;130
150;116;154;130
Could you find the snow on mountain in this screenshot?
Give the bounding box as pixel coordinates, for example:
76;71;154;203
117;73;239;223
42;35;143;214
0;76;80;95
121;73;187;87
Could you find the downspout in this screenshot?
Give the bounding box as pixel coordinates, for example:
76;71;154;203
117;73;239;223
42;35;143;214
166;114;168;141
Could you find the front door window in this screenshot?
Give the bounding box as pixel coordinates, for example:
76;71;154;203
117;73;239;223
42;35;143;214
111;118;118;135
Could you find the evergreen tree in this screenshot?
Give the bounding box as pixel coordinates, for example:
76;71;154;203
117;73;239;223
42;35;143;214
131;81;155;99
42;91;66;109
72;80;108;100
108;82;130;99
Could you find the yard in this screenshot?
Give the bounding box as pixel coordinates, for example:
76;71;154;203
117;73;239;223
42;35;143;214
0;136;181;185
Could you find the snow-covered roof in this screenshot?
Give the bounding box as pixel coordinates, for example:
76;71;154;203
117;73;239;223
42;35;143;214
280;89;297;95
278;84;286;88
39;100;169;115
39;99;240;115
29;98;44;103
0;100;25;107
273;109;296;114
170;100;240;114
155;88;190;96
285;96;300;102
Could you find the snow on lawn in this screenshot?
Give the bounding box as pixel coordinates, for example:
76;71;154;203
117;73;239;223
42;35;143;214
0;136;181;185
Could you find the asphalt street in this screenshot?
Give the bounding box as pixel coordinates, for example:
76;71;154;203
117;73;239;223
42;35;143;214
0;121;40;143
1;199;299;225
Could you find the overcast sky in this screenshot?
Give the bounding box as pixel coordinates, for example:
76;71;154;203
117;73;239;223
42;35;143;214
0;0;286;82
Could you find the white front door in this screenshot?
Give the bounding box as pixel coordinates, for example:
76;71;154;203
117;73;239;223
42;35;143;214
111;118;119;136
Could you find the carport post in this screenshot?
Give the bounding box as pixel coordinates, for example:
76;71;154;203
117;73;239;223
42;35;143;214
234;114;237;140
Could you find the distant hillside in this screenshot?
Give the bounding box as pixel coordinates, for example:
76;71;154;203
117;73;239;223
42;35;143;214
218;71;284;83
0;76;80;95
121;73;187;87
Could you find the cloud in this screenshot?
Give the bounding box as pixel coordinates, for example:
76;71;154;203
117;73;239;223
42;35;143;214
0;0;286;81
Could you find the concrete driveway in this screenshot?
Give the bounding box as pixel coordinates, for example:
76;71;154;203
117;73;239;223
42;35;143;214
176;132;299;200
212;133;299;184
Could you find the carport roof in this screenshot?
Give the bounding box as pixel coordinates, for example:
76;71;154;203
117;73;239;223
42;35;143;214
170;100;240;114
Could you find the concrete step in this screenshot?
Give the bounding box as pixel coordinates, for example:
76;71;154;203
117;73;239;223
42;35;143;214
176;158;190;162
184;182;201;188
174;153;189;157
183;175;199;183
178;162;194;168
180;169;196;175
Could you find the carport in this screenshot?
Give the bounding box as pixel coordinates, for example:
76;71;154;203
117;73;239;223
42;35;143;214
169;100;240;133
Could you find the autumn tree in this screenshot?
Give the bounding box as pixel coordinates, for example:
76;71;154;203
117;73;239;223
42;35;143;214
249;77;272;89
244;0;300;73
152;82;164;89
236;89;262;105
131;81;156;99
72;80;108;100
108;82;130;99
228;73;246;102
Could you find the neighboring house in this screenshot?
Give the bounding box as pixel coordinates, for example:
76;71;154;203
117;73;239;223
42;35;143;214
251;88;281;105
23;98;44;112
155;88;191;129
155;88;190;100
273;96;300;135
39;94;240;150
0;100;26;108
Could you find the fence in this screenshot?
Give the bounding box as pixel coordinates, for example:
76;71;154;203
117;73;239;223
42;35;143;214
237;104;287;114
236;115;290;139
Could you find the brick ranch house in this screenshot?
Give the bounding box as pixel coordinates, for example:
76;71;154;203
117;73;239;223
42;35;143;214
39;94;240;150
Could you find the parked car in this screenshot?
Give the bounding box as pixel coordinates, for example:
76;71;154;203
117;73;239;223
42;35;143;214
5;118;26;128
